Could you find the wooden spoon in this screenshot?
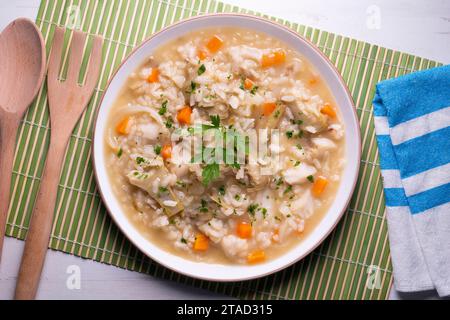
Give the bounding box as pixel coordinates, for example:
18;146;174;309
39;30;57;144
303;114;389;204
14;27;103;300
0;18;46;261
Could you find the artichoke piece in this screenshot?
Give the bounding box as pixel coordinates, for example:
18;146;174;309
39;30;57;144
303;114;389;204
127;170;184;217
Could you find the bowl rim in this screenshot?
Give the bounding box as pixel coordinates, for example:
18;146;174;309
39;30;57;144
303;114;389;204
91;12;361;282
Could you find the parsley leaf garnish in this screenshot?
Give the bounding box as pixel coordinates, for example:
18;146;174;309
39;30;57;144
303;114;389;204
165;117;173;128
136;156;146;165
202;163;220;186
283;185;293;195
247;203;259;217
198;64;206;75
199;199;209;212
210;115;220;127
158;100;167;115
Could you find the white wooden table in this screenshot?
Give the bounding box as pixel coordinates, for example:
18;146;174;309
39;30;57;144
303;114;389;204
1;0;449;300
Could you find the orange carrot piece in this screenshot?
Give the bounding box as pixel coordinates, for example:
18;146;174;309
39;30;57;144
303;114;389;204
206;35;223;53
320;103;336;118
247;250;266;264
147;67;159;83
244;78;254;90
177;106;192;125
116;116;131;135
197;49;208;60
262;102;277;116
261;49;286;68
309;77;318;85
161;144;172;160
193;234;209;251
312;176;328;197
237;222;252;239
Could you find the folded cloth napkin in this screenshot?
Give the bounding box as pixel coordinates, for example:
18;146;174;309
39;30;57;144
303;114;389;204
373;64;450;297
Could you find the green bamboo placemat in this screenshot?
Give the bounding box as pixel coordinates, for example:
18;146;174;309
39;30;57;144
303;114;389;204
5;0;442;299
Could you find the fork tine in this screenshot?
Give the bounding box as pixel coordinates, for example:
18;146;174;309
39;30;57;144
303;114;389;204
47;27;65;80
83;35;103;90
66;30;87;83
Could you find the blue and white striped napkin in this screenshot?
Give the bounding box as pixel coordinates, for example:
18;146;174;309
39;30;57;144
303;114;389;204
373;64;450;297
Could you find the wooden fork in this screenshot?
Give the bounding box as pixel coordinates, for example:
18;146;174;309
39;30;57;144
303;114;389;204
15;27;103;300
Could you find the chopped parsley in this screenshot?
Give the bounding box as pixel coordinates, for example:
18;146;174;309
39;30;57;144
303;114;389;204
284;185;293;195
200;115;221;131
180;238;187;244
250;86;259;95
307;175;314;183
176;180;186;188
234;194;241;201
274;110;281;118
275;177;283;186
117;147;123;158
294;160;301;167
286;131;294;139
247;203;259;217
198;64;206;75
158;186;168;194
154;144;162;155
164;117;174;129
218;185;226;196
158;100;168;115
210;114;220;127
188;81;198;93
199;199;209;213
291;119;303;125
260;207;268;218
136;156;146;165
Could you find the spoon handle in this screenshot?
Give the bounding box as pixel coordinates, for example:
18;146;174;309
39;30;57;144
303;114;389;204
0;112;21;261
14;136;67;300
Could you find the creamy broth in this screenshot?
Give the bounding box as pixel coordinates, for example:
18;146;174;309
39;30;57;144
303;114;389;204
105;27;345;264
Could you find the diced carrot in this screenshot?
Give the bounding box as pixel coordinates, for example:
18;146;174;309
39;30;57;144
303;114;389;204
237;222;252;239
261;49;286;68
193;234;209;251
320;103;336;118
309;77;318;85
147;67;159;83
262;102;277;116
247;250;266;264
177;106;192;125
116;116;131;135
312;176;328;197
161;144;172;160
244;78;254;90
197;49;208;60
206;35;223;53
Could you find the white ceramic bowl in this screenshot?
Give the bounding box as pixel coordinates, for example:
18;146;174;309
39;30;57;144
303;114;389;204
92;14;361;282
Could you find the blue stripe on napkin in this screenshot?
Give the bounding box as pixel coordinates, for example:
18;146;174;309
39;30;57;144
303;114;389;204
373;64;450;296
